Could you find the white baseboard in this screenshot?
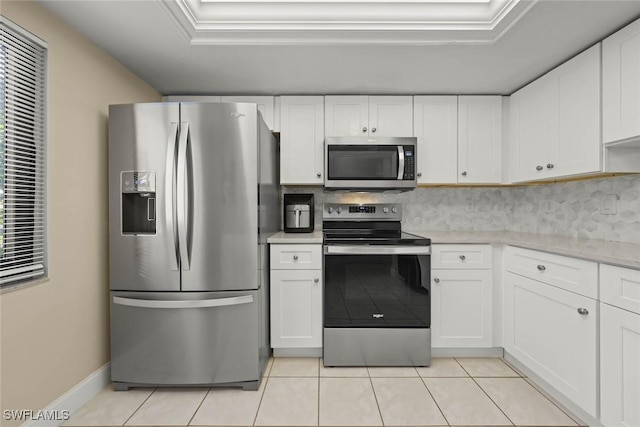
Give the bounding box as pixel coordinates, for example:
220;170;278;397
273;348;323;357
431;347;504;358
21;363;110;427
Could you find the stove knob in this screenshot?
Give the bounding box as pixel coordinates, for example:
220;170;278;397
336;207;342;214
383;207;389;213
391;207;398;213
327;207;333;214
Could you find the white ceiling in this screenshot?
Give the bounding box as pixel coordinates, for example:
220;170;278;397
38;0;640;96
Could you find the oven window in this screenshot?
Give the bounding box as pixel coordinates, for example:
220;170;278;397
327;146;398;180
324;254;430;328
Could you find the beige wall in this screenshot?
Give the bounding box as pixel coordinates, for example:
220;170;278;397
0;2;160;424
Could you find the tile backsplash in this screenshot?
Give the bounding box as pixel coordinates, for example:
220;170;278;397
282;174;640;244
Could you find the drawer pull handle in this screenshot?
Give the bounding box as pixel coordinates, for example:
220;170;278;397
293;255;299;261
537;264;546;271
433;277;440;283
314;278;319;283
459;255;466;261
577;308;589;315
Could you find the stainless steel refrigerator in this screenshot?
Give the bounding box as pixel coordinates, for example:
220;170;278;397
108;102;278;391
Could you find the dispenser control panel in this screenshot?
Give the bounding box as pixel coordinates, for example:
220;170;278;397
122;171;156;193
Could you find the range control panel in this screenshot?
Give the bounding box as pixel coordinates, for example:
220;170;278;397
323;203;402;221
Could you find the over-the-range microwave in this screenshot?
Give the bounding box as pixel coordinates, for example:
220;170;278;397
324;136;417;191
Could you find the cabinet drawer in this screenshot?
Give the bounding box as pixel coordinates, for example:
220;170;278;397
270;244;322;270
505;246;597;299
601;264;640;315
431;244;492;269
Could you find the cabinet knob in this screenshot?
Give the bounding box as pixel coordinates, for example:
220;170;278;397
417;172;422;178
537;264;546;271
433;277;440;283
371;127;377;133
362;127;367;133
459;255;466;261
577;308;589;315
293;255;299;261
316;173;321;178
461;171;467;177
547;163;555;169
536;165;543;171
314;278;319;283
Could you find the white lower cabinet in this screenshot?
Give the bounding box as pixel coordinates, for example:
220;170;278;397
431;269;493;347
270;244;323;350
504;271;597;417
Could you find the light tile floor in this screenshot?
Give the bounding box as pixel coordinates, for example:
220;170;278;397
64;357;586;427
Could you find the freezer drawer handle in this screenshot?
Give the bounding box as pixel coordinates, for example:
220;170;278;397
112;295;254;309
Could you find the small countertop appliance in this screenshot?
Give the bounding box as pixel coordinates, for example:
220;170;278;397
284;194;314;233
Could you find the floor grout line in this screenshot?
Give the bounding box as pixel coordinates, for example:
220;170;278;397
367;375;386;426
252;375;270;427
521;377;584;427
419;376;451;427
185;387;210;427
121;387;157;426
469;376;517;427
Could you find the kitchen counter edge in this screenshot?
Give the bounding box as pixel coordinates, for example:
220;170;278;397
267;231;324;244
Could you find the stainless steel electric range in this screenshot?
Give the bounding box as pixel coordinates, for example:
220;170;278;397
323;203;431;367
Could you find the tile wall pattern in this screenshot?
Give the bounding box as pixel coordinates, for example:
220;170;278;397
283;174;640;244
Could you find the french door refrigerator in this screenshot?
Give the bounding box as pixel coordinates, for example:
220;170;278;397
108;102;278;391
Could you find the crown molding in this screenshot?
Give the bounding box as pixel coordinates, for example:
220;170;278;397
161;0;537;45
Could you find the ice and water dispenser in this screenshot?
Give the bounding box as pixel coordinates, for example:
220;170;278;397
121;171;156;235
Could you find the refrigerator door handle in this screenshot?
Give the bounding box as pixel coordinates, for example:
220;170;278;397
165;122;179;271
177;122;190;271
113;295;254;309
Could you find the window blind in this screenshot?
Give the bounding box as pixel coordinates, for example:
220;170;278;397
0;18;47;287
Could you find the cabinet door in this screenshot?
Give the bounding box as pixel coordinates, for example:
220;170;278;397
509;77;555;182
600;303;640;427
554;44;601;178
413;96;458;184
431;269;493;348
504;272;597;416
220;96;275;130
325;95;369;137
458;96;502;183
279;96;324;185
368;96;413;137
270;270;322;348
603;18;640;144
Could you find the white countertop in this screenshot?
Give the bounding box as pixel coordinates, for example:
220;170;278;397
267;231;324;244
410;230;640;270
268;229;640;269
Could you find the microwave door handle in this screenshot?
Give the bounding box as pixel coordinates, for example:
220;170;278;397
397;146;405;180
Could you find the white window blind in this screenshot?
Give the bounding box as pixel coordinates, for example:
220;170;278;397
0;18;47;287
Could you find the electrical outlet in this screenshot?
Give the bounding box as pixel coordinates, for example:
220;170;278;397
601;194;617;215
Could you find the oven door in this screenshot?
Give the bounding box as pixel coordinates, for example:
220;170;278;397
324;245;430;329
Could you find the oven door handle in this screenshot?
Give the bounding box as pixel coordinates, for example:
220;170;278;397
324;245;431;255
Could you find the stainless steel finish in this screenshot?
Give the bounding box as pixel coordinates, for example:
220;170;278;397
324;245;431;255
109;103;181;292
459;255;466;261
461;171;468;176
165;122;179;272
285;204;311;229
323;136;417;190
113;294;254;309
397;146;405;180
536;165;544;171
323;328;431;366
577;308;589;315
177;121;190;271
111;290;263;389
372;127;377;133
434;277;440;283
323;203;402;221
313;278;319;283
537;264;546;271
547;163;555;169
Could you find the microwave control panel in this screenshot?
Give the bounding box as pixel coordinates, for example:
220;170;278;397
403;147;415;180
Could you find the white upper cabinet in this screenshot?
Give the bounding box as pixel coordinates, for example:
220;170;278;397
509;44;601;183
603;18;640;145
325;95;413;137
220;96;276;130
413;96;458;184
458;96;503;184
279;96;324;185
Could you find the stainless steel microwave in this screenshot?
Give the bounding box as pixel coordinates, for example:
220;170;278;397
324;136;417;190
